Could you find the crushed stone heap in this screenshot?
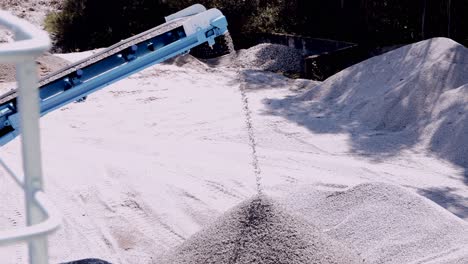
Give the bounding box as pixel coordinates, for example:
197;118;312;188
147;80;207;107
162;195;363;264
298;37;468;168
300;37;468;132
235;43;304;73
280;182;468;264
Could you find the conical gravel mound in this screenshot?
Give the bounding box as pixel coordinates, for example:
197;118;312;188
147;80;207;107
162;195;363;264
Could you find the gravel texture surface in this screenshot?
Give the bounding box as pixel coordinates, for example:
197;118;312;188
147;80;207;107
297;37;468;169
203;43;304;74
235;43;303;73
162;195;363;264
278;182;468;264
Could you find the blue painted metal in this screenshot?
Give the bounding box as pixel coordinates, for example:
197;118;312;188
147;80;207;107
0;11;228;146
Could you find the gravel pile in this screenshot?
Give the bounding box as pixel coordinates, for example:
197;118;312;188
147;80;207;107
162;195;363;264
190;43;304;75
299;37;468;168
279;182;468;264
235;43;303;73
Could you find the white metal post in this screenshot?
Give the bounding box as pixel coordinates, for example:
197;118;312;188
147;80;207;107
16;60;49;264
0;10;57;264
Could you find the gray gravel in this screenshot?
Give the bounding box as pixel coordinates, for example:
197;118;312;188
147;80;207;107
277;182;468;264
162;195;363;264
235;44;304;73
298;37;468;169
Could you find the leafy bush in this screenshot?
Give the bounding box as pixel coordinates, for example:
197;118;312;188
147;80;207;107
46;0;294;51
46;0;170;51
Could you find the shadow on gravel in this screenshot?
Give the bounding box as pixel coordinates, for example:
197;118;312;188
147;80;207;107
256;39;468;185
417;187;468;220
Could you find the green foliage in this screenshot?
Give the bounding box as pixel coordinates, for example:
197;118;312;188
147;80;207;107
46;0;297;51
46;0;468;52
46;0;169;51
166;0;293;34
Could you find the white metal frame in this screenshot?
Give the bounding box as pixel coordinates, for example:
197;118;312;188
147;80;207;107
0;10;61;264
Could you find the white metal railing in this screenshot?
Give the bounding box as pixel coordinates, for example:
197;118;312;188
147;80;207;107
0;10;61;264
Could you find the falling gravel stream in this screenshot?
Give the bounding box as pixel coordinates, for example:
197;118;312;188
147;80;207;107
238;72;263;196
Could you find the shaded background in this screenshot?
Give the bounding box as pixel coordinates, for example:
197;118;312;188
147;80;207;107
45;0;468;52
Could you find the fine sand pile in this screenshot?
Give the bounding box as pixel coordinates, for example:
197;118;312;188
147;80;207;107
161;196;363;264
279;182;468;264
298;37;468;167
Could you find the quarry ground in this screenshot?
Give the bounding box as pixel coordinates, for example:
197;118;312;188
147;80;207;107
0;3;468;264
